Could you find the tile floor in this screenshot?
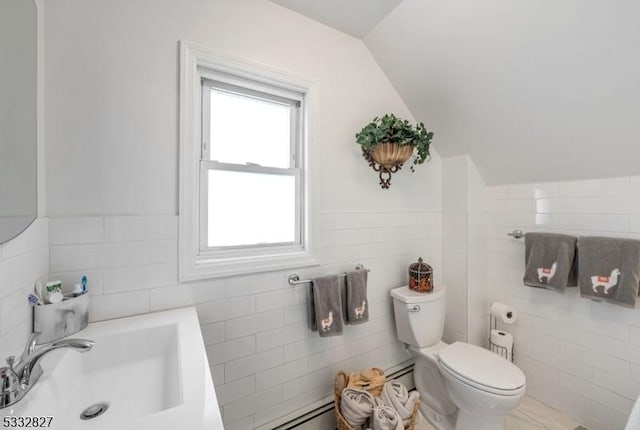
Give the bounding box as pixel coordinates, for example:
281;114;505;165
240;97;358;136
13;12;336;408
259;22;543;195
415;396;584;430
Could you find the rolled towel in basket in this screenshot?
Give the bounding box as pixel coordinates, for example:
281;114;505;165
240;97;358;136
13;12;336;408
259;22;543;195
380;381;419;426
341;388;376;430
372;397;404;430
347;367;385;397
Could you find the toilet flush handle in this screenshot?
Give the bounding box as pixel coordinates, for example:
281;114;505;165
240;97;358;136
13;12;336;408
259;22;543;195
408;304;421;312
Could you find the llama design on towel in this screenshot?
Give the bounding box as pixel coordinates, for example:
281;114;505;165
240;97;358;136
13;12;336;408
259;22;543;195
537;262;557;284
321;311;333;331
354;301;367;319
591;268;621;294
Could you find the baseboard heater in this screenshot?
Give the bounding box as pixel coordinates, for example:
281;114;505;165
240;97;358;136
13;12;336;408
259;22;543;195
263;360;415;430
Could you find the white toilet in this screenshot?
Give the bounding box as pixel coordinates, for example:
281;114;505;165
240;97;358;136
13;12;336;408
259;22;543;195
390;285;526;430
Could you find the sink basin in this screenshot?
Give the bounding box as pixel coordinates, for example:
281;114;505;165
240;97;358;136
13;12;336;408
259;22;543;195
2;307;223;430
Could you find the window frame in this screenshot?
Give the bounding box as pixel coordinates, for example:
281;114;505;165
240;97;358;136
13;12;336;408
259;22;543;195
179;41;316;281
199;76;302;253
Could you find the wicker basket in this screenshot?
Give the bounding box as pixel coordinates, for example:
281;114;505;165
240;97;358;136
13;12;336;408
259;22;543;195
334;370;420;430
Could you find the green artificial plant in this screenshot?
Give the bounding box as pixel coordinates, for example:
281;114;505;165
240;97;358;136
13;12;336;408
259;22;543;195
355;114;434;171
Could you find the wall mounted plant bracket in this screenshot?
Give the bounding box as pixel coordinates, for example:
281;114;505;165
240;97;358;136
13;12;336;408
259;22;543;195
361;147;406;189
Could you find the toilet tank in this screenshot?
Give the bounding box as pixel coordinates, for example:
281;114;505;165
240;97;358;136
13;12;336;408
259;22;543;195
390;285;446;348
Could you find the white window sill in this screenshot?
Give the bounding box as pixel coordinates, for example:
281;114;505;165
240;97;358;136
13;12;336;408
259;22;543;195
180;251;317;281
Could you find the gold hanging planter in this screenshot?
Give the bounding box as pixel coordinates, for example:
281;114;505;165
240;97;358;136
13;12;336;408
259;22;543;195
372;143;413;169
356;114;434;190
362;143;413;189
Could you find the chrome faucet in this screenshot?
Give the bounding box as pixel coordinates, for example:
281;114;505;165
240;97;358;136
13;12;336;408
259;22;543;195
0;332;94;409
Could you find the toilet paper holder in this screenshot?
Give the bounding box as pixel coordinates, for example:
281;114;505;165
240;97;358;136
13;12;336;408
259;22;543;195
488;314;514;363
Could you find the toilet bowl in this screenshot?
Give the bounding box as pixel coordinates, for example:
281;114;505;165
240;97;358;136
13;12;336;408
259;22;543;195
438;342;526;430
390;285;526;430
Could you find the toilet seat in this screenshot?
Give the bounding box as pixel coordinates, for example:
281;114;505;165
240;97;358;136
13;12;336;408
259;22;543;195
437;342;525;397
438;361;525;397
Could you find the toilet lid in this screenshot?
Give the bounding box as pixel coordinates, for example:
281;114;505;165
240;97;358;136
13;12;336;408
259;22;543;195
437;342;525;392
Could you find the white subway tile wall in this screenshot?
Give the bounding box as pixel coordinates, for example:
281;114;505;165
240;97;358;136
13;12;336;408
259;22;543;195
488;175;640;430
442;156;470;344
48;212;441;428
0;219;49;360
441;155;489;347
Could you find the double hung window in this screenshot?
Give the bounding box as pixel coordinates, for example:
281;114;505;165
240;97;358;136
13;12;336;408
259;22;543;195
178;42;314;280
200;75;302;252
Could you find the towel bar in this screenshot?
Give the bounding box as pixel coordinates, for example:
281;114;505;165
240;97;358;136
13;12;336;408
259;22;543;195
288;264;369;286
507;229;525;239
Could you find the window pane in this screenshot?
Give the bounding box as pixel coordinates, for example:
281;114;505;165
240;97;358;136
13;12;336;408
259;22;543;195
209;89;292;168
208;170;296;247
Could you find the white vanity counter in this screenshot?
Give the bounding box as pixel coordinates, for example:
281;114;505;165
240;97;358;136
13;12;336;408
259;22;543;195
2;307;223;430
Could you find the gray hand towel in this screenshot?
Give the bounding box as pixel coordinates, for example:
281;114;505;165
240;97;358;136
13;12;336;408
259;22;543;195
311;275;344;337
346;269;369;324
308;276;347;331
523;233;578;292
308;283;317;331
578;236;640;308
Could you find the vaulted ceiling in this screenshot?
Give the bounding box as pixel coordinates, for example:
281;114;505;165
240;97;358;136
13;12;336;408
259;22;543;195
271;0;640;185
269;0;404;38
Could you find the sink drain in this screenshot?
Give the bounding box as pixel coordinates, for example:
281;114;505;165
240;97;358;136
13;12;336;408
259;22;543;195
80;402;109;420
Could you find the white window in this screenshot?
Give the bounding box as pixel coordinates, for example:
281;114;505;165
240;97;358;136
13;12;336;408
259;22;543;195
179;42;315;281
201;77;301;250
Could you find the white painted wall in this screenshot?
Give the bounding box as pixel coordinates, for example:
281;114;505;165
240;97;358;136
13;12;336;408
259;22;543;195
45;0;440;217
44;0;443;427
488;176;640;430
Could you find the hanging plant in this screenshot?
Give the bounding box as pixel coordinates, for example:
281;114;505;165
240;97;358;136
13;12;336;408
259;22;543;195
356;114;434;188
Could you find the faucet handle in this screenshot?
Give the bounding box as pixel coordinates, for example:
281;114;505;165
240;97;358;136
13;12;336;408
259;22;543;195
6;356;16;370
0;357;22;408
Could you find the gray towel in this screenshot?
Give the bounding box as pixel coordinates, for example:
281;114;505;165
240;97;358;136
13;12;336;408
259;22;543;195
308;276;347;331
372;397;404;430
346;269;369;324
380;381;418;427
523;233;577;292
341;388;376;429
311;275;344;337
578;236;640;308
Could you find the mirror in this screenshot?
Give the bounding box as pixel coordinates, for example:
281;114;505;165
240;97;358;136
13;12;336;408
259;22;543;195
0;0;37;244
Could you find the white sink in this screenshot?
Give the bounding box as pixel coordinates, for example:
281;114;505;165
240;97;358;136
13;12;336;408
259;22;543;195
2;307;223;430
